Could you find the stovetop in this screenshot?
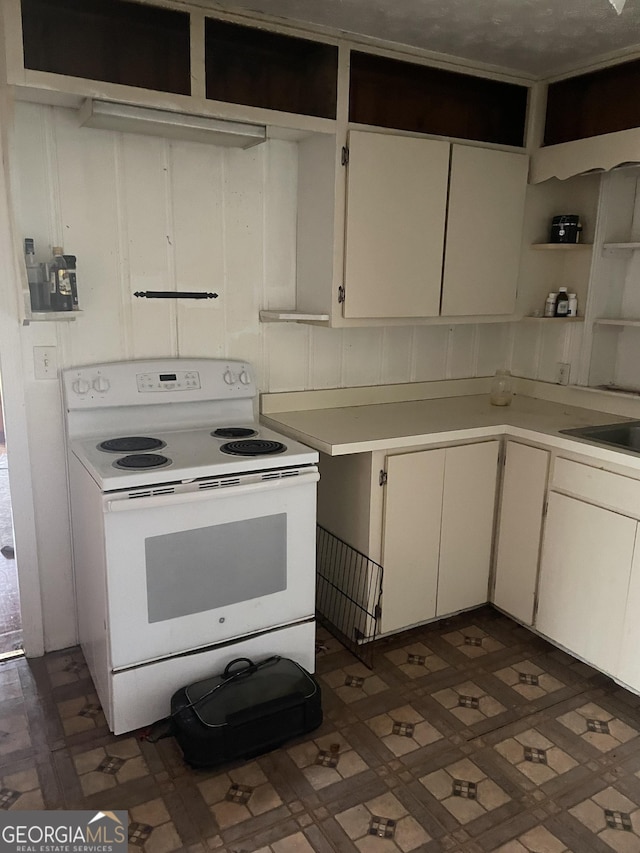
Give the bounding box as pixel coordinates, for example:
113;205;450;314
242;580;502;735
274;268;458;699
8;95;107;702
63;359;318;491
70;423;318;491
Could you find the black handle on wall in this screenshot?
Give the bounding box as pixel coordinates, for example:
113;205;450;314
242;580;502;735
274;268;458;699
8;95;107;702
134;291;219;299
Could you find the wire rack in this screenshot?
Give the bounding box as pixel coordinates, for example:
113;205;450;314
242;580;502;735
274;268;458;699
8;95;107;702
316;525;383;669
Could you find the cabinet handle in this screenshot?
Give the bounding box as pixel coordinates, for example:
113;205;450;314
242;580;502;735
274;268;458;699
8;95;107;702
133;291;218;299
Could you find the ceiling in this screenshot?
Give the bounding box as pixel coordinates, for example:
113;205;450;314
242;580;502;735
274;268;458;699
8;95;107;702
213;0;640;79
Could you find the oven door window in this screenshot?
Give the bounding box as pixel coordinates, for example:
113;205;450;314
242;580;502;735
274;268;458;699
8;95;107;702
145;514;287;623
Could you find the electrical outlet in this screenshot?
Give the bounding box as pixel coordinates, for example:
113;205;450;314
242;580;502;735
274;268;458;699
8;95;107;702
557;362;570;385
33;346;57;380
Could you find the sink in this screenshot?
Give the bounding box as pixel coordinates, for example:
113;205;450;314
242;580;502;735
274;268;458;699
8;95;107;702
560;421;640;452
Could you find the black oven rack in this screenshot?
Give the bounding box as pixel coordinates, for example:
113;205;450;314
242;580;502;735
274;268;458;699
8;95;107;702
315;524;383;669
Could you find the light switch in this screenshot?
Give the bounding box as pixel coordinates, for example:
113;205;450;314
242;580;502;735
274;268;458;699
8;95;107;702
34;346;57;380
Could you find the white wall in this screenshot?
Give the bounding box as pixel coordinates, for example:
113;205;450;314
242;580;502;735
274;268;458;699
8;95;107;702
8;102;517;652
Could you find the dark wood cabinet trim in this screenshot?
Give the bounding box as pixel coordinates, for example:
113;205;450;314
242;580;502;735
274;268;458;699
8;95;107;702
18;0;534;145
205;18;338;119
21;0;191;96
545;58;640;146
349;51;528;147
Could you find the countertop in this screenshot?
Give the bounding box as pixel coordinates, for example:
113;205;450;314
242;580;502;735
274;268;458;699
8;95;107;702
261;393;640;468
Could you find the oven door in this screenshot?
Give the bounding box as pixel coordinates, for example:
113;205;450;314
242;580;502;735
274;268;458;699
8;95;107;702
102;468;318;669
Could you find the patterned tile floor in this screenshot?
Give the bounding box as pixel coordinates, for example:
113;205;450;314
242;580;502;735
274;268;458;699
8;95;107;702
2;607;640;852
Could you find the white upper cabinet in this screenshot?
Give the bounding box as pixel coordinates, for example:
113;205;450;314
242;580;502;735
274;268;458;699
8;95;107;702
442;145;529;316
342;131;449;319
341;132;528;322
283;129;531;328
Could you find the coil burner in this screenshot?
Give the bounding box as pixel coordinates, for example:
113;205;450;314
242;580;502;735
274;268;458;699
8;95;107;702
220;439;286;456
113;453;171;470
212;427;258;439
99;436;165;453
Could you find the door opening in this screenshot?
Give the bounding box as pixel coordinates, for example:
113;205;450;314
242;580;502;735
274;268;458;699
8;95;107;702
0;385;23;658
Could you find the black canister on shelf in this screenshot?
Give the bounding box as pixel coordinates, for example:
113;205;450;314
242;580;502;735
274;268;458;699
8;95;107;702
63;255;78;309
549;215;582;244
49;247;73;311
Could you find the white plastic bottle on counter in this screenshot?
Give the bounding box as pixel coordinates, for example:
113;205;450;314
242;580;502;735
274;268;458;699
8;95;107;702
567;293;578;317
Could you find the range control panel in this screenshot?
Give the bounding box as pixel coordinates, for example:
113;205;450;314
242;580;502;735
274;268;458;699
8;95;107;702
136;370;201;393
63;359;255;409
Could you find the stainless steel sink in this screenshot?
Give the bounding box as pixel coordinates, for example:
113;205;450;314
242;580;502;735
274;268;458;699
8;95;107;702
560;421;640;452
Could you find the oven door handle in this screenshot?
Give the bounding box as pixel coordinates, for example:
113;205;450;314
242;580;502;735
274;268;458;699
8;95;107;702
104;470;319;512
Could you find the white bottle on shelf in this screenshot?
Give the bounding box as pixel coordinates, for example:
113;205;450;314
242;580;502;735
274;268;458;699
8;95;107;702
544;293;557;317
567;293;578;317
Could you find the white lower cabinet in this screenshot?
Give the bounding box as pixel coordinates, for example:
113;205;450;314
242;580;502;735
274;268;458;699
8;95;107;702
381;441;499;634
493;442;549;624
317;432;640;693
380;448;444;634
437;441;500;616
536;491;637;676
617;528;640;692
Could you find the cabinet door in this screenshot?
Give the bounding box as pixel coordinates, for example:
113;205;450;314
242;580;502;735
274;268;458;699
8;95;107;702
441;145;528;316
537;492;636;675
437;441;499;616
617;525;640;692
493;442;549;624
343;130;450;319
381;449;445;634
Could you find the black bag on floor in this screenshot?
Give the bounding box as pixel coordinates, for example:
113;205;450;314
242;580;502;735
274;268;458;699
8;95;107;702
168;655;323;768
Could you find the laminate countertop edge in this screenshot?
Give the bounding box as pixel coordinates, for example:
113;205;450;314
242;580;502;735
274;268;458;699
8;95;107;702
260;393;640;472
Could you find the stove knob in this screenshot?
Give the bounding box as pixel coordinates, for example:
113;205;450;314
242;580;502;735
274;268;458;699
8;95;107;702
72;378;90;395
223;369;236;385
92;376;110;393
239;369;251;385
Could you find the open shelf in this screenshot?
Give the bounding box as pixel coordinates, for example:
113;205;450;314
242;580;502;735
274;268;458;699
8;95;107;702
522;316;583;323
260;310;330;323
593;317;640;328
602;242;640;251
23;310;81;326
530;243;592;250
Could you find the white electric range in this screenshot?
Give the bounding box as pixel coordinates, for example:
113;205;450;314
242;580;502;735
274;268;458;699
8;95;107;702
63;358;319;734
